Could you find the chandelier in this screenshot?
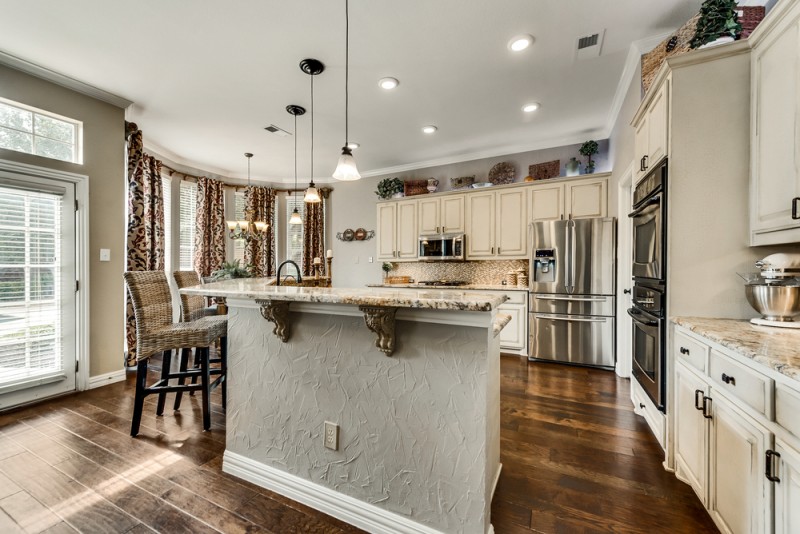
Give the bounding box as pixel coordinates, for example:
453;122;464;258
226;152;269;240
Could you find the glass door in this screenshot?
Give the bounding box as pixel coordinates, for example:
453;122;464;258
0;174;76;410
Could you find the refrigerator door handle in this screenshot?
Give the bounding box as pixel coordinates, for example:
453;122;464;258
564;220;573;292
535;313;608;323
569;221;577;293
534;295;608;302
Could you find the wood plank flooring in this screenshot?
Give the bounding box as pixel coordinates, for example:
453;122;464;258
0;355;717;533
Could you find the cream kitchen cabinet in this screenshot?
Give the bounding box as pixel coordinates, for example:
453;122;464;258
529;175;608;222
418;194;465;235
497;291;527;354
466;189;527;259
774;438;800;534
749;0;800;245
376;199;418;261
674;360;710;505
633;80;669;183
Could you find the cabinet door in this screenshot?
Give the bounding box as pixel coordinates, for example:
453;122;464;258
498;303;526;351
530;184;564;222
751;14;800;243
466;192;495;258
646;82;668;169
418;197;440;235
395;200;418;260
566;178;607;219
633;117;649;182
708;392;772;534
674;361;709;505
441;195;465;233
376;203;397;260
775;438;800;534
496;190;527;257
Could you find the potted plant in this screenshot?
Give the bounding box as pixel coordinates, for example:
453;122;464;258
382;261;394;281
210;260;253;281
689;0;741;49
375;177;404;200
579;140;599;174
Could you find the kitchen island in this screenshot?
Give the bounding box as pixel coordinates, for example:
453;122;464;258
181;279;508;534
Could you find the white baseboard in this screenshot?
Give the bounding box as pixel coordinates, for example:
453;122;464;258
87;369;127;390
223;450;496;534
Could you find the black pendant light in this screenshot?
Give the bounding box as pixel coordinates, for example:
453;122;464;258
287;104;306;225
300;59;324;203
332;0;360;181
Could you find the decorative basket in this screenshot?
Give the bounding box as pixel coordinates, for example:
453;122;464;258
450;176;475;190
738;6;765;39
385;276;411;284
529;160;560;181
403;180;429;196
641;13;699;93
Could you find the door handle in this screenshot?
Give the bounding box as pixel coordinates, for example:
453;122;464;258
793;197;800;220
535;314;607;323
702;396;713;419
766;450;781;482
498;247;501;254
694;389;704;411
721;373;736;386
535;295;608;302
640;156;645;172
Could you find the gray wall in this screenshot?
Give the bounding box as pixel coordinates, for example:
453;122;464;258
0;64;126;377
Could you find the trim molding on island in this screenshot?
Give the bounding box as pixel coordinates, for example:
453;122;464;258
224;451;493;534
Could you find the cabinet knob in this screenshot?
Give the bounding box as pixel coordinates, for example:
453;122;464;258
623;288;631;294
639;403;645;409
721;373;736;386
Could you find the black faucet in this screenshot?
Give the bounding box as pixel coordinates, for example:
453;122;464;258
276;260;302;286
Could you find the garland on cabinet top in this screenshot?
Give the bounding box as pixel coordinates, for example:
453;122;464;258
689;0;741;49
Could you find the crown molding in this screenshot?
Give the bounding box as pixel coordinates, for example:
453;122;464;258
0;50;132;109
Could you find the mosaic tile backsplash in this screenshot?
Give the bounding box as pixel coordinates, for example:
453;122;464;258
388;260;529;285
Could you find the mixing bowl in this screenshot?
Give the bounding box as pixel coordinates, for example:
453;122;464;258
745;283;800;321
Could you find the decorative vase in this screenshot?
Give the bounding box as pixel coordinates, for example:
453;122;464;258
565;158;580;177
427;178;439;193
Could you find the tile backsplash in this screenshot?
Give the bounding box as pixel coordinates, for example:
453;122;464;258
389;260;529;285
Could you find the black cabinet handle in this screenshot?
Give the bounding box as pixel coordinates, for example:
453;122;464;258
643;155;649;170
694;389;704;410
766;450;781;482
639;403;645;409
680;347;690;355
702;396;713;419
793;197;800;220
722;373;736;386
623;288;631;294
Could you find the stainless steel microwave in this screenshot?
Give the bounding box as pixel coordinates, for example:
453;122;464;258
418;233;465;261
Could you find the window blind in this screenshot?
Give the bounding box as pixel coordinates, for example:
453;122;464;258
179;181;197;271
233;190;245;264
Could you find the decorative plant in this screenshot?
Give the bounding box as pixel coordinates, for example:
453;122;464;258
375;177;404;199
579;140;599;174
382;262;394;274
689;0;741;49
211;260;253;280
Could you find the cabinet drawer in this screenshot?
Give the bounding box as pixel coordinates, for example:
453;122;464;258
502;291;527;305
674;330;709;373
776;383;800;439
709;349;773;418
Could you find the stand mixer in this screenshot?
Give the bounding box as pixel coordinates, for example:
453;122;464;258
740;253;800;328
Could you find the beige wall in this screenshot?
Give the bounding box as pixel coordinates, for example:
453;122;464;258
0;64;126;376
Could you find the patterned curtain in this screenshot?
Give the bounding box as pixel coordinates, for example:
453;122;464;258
194;176;226;278
244;185;276;277
302;188;331;276
125;122;165;366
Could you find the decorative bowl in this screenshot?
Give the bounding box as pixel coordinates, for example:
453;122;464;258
744;283;800;321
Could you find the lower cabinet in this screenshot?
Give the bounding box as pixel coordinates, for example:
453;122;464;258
775;438;800;534
498;291;527;354
674;360;709;503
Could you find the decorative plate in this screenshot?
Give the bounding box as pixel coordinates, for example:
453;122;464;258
342;229;354;241
354;228;367;240
488;162;515;185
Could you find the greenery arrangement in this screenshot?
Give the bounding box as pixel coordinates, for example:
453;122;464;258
689;0;741;49
211;260;253;280
579;140;599;174
382;262;394;274
375;177;404;199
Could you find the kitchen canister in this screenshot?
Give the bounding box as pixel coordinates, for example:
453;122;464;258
504;272;517;286
516;269;528;288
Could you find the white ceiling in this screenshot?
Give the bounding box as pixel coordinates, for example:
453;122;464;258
0;0;702;183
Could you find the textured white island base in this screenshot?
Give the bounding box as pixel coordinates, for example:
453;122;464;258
182;281;506;534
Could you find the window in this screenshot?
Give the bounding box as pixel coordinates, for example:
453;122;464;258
0;98;82;164
232;190;246;264
286;196;304;270
179;181;197;271
162;176;171;272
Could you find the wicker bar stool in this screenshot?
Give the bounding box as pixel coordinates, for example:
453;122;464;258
172;270;227;411
124;271;227;436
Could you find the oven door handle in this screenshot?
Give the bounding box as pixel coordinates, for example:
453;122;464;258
627;307;659;326
534;313;608;323
628;196;661;218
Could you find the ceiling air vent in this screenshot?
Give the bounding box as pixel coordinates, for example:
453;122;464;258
264;124;291;137
575;30;605;61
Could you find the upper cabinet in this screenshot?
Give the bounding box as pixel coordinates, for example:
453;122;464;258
750;0;800;245
530;175;608;222
376;199;418;261
633;80;669;183
418;194;465;235
466;189;527;259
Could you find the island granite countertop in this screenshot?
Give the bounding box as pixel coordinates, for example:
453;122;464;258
367;283;529;291
182;278;508;311
672;316;800;381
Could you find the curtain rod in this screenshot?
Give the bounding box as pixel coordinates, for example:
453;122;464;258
161;165;330;194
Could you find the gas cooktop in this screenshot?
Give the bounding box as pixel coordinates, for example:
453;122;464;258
417;280;468;287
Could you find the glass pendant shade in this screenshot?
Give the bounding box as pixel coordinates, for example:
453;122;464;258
332;147;361;181
304;184;321;203
289;208;303;225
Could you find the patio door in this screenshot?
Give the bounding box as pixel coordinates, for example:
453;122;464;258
0;172;76;410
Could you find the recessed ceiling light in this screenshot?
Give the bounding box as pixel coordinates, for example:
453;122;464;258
347;142;360;150
378;77;399;90
508;34;534;52
422;125;438;134
522;102;540;113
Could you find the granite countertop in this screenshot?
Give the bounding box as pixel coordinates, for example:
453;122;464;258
183;278;508;311
672;317;800;381
367;283;529;291
493;313;512;338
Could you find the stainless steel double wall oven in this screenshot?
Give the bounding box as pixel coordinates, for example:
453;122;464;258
628;159;667;412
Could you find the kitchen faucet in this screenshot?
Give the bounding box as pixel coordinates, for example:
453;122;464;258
276;260;302;286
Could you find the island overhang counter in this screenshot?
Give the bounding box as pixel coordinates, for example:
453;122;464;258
181;279;508;534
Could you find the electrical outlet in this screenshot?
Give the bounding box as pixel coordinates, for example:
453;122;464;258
324;421;339;451
368;256;374;263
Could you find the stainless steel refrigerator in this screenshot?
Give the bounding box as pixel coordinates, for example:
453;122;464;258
528;217;616;369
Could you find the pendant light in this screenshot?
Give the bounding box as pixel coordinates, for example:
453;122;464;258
287;104;306;225
226;153;269;240
332;0;361;181
302;59;323;203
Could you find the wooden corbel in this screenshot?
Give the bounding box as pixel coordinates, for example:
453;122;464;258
257;300;291;342
359;305;397;355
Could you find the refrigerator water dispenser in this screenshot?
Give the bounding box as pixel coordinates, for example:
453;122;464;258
533;249;556;283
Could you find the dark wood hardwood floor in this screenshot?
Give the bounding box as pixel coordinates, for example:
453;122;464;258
0;355;717;533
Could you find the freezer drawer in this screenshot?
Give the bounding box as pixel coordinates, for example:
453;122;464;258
530;293;615;316
529;313;615;369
